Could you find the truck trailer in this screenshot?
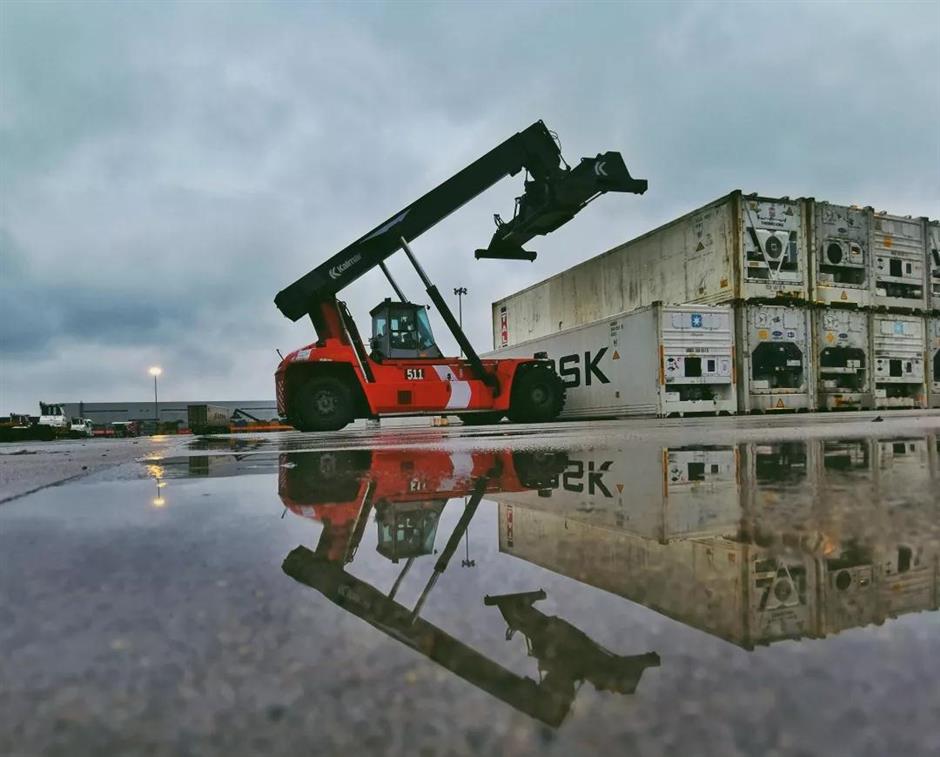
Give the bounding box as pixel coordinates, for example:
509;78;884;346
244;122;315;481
487;303;736;418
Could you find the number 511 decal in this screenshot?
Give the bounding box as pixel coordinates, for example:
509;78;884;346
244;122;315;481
405;368;425;380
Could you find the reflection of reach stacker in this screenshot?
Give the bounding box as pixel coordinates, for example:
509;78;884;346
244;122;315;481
274;121;647;431
279;448;659;726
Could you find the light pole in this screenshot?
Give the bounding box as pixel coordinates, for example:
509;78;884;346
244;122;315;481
149;366;162;434
453;287;467;356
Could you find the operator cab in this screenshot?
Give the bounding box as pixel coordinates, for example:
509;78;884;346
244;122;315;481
369;299;443;360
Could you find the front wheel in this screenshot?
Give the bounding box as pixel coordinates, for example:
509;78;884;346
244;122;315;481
293;377;354;432
508;365;565;423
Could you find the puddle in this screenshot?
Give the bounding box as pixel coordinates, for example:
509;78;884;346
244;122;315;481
1;429;938;755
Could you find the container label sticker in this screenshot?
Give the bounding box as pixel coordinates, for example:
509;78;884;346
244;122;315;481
691;313;703;328
894;322;904;335
499;306;508;347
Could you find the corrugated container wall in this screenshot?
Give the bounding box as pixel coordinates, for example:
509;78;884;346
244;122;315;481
493;191;808;349
487;303;736;418
870;212;927;311
870;313;926;409
808;201;870;308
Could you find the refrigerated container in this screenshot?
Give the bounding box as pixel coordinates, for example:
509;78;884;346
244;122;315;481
928;316;940;408
494;443;741;543
808;201;870;308
929;220;940;312
870;313;926;409
492;191;808;348
487;303;736;418
735;303;813;412
813;307;872;410
498;503;818;649
870;211;927;311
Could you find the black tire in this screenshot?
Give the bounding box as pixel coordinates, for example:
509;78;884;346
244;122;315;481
458;412;504;426
293;376;354;432
508;365;565;423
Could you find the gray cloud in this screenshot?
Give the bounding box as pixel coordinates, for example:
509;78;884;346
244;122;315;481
1;0;938;410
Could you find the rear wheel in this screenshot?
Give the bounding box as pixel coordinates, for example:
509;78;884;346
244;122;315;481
293;376;354;432
508;365;565;423
459;412;504;426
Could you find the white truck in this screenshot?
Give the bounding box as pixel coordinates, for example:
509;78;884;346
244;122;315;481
37;402;70;431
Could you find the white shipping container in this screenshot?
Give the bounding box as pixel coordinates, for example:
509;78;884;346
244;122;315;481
870;313;926;409
492;191;808;349
870;212;927;311
928;220;940;312
808;200;870;308
735;303;814;412
812;307;873;410
494;444;740;544
487;303;736;418
929;316;940;408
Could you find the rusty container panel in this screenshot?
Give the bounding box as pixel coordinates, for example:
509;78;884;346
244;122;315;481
870;211;927;311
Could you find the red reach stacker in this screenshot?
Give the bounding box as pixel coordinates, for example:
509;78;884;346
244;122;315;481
274;121;647;431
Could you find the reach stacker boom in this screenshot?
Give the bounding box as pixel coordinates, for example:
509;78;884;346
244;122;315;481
274;120;646;431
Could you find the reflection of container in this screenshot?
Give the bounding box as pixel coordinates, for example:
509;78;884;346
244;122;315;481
489;304;736;418
870;212;927;311
492;191;807;349
735;303;813;412
813;308;872;410
809;201;870;308
928;316;940;409
498;503;817;649
494;445;740;543
870;314;926;409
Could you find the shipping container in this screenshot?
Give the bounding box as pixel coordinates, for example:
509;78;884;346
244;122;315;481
869;313;926;409
735;303;814;412
498;503;818;649
492;191;808;349
808;200;870;308
812;307;873;410
494;443;741;544
928;316;940;408
487;303;736;418
928;220;940;312
870;211;927;311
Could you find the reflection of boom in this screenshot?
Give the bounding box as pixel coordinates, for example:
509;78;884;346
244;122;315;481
282;470;659;726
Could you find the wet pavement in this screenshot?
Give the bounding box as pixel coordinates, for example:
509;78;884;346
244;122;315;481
2;414;939;756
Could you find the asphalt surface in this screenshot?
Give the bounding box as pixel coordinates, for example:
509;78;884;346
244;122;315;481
2;413;939;756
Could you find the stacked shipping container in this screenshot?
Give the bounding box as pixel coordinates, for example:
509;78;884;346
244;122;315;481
491;190;936;416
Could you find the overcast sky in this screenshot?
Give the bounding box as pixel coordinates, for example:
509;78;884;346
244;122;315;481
1;0;938;410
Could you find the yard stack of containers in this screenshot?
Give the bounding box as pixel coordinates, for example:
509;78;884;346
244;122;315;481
491;191;934;417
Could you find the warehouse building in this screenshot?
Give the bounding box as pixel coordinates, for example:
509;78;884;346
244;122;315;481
60;400;278;427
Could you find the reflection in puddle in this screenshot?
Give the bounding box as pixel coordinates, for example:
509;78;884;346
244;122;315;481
269;434;938;726
278;447;659;726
